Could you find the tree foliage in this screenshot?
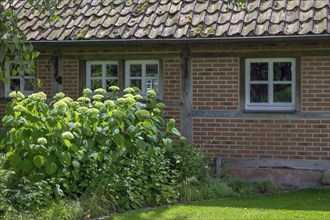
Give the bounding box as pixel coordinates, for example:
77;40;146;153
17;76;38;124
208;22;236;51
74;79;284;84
0;0;56;82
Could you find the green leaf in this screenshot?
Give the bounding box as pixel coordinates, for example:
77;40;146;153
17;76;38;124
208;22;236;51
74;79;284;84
54;184;64;198
33;155;45;168
45;162;57;175
59;151;71;165
9;154;22;168
136;139;147;151
172;128;181;136
72;160;80;169
113;133;124;147
21;159;34;173
64;139;72;148
162;138;173;150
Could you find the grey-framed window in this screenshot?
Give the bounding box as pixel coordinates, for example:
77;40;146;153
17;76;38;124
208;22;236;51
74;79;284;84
4;63;35;96
125;60;160;96
245;58;296;111
86;61;119;91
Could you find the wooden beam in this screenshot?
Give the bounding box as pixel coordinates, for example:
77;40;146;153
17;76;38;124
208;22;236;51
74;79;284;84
180;48;193;142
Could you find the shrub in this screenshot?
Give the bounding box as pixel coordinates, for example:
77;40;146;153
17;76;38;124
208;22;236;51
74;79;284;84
0;88;209;214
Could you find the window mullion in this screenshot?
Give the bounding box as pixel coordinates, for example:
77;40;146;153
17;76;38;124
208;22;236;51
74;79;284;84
269;62;273;104
102;64;106;89
142;63;146;94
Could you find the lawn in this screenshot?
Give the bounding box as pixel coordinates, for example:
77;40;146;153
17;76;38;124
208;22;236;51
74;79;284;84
108;188;330;220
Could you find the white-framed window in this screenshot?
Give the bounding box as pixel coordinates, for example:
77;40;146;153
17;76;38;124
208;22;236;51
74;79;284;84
86;61;119;91
4;63;35;96
125;60;159;96
245;58;296;111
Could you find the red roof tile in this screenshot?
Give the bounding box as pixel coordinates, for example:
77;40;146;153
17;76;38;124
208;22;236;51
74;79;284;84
5;0;330;41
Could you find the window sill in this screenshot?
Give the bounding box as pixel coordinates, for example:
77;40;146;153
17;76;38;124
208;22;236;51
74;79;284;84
243;110;297;114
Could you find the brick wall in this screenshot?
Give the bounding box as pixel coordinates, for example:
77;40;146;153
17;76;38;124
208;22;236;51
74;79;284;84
192;58;239;111
0;101;6;122
163;58;181;102
301;56;330;112
193;118;330;160
62;59;80;100
36;58;53;97
163;106;181;131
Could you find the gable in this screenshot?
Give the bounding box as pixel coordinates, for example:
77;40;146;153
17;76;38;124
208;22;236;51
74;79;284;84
4;0;330;41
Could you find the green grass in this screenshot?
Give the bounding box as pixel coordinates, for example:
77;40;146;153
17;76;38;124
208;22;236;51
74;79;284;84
108;188;330;220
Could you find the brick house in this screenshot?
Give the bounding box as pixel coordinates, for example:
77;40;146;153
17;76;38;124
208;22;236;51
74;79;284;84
1;0;329;186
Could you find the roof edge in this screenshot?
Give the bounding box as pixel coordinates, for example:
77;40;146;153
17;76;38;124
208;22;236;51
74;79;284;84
30;34;330;47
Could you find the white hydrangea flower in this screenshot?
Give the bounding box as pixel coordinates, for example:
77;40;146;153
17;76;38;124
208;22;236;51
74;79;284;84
37;137;47;145
61;132;74;140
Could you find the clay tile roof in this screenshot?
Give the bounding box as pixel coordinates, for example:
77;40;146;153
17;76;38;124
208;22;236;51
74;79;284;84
4;0;330;41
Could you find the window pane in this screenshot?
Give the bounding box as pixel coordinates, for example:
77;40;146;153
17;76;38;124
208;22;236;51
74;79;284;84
106;79;118;91
130;65;142;77
146;79;158;91
24;79;34;91
146;64;158;77
91;65;102;77
274;84;292;102
250;84;268;103
10;79;20;91
130;79;141;89
91;79;102;90
10;64;19;76
106;64;118;77
250;63;268;81
274;62;292;81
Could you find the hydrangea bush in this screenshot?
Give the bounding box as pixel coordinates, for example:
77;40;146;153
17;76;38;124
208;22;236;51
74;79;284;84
0;87;208;211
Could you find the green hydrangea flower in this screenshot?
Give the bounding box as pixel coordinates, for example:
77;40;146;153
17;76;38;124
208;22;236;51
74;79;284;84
116;98;126;105
61;132;74;140
125;97;136;105
83;88;93;96
113;110;126;119
87;108;100;115
77;107;89;114
147;90;157;98
109;86;120;91
28;92;47;101
54;92;65;100
94;88;107;94
13;105;26;112
9;91;25;100
77;97;91;103
134;94;143;100
104;100;115;107
92;94;104;101
123;87;135;94
153;108;161;114
62;97;73;105
135;109;151;120
94;101;105;108
53;100;68;111
156;102;166;109
37;137;47;145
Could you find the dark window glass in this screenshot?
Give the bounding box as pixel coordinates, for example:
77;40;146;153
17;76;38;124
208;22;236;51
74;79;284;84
146;64;158;77
274;62;292;81
91;65;102;77
10;79;20;91
106;79;118;91
274;84;292;102
106;65;118;77
250;63;268;81
91;79;102;90
24;79;34;91
130;79;142;89
250;84;268;103
130;65;142;77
